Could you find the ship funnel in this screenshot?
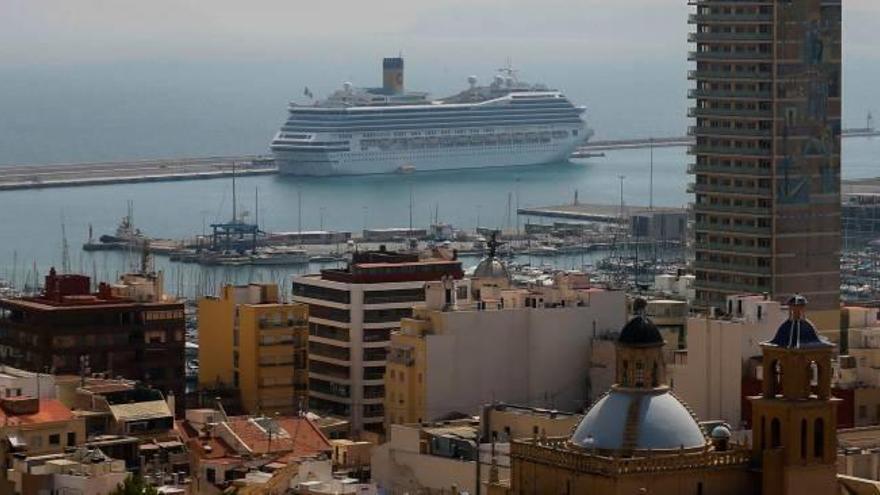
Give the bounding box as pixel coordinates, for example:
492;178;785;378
383;57;404;94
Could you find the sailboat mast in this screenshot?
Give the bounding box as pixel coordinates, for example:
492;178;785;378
232;161;237;223
408;184;414;233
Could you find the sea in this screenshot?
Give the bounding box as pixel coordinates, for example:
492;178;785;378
0;138;877;299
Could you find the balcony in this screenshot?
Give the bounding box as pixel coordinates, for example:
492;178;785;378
691;202;769;216
689;50;772;62
689;144;772;157
693;221;771;234
689;107;773;119
688;70;773;81
693;259;767;273
696;242;771;255
688;162;772;176
688;88;772;100
689;182;772;196
688;0;773;5
688;125;769;138
688;31;772;43
689;13;773;24
693;279;771;294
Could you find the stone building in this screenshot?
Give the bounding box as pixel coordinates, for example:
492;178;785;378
487;296;844;494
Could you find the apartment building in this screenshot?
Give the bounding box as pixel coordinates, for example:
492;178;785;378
198;284;309;416
688;0;842;328
385;271;626;427
0;268;185;407
292;248;463;435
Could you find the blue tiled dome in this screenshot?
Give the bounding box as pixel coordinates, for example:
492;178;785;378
765;318;832;349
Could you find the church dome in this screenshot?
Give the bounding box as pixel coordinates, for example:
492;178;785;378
618;315;663;347
570;390;707;453
618;298;663;347
765;294;833;349
473;257;510;281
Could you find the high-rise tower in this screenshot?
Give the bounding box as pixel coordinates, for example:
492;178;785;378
688;0;842;325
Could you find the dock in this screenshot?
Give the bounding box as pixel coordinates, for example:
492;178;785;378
518;203;687;223
574;127;879;153
0;126;875;191
0;156;277;191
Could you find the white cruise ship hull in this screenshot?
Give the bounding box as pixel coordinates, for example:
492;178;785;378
274;128;588;176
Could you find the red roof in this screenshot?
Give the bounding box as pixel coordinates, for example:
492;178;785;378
0;400;74;426
225;416;331;459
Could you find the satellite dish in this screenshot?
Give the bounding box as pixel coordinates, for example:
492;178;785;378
342;81;353;92
467;75;478;89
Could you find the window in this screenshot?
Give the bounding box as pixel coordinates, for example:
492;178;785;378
859;405;867;419
800;420;807;460
49;434;60;446
67;432;76;446
771;418;781;448
635;361;645;387
814;418;825;458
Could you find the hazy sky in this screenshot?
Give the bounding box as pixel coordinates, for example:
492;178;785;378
1;0;878;164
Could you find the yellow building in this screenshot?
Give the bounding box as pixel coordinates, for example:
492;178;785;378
199;284;309;415
487;296;844;495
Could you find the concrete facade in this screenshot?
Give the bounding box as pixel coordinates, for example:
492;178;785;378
198;284;309;416
671;294;786;427
292;251;463;435
385;274;626;426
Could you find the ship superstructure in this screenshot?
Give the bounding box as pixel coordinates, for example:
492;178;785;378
271;58;590;175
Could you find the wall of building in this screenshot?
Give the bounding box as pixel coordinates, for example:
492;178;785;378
421;291;625;422
371;425;476;495
295;274;431;434
671;297;784;427
198;293;236;388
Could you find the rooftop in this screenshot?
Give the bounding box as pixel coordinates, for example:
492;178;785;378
0;399;74;426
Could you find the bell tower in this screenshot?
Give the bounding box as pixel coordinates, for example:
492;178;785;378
615;298;666;390
750;295;839;495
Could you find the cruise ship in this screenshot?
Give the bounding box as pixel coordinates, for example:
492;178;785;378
271;58;591;175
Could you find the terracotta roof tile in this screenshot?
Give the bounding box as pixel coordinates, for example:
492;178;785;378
225;416;331;459
0;400;73;426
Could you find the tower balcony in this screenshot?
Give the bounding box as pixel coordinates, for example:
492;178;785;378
695;241;771;255
693;278;772;294
688;70;773;81
692;202;770;216
688;126;770;138
693;259;767;274
693;221;771;235
689;144;772;157
688;31;772;43
688;88;772;100
689;13;773;24
689;182;772;196
688;162;772;177
689;107;773;119
689;50;773;62
688;0;773;5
